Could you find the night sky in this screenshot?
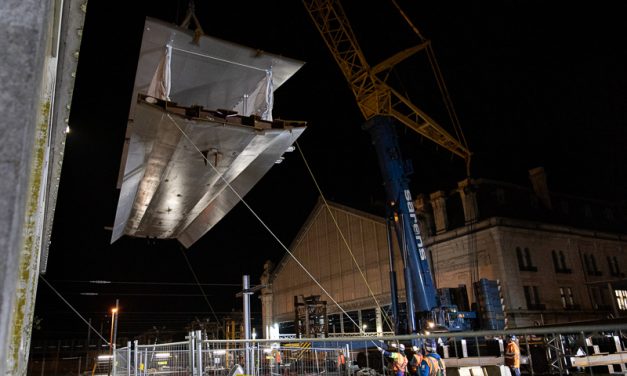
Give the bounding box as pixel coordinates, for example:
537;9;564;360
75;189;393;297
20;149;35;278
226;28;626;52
33;1;626;341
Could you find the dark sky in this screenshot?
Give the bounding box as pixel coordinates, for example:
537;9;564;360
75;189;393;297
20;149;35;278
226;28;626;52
33;1;627;341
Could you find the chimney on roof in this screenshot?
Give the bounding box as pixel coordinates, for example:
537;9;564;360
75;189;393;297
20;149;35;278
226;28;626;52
529;166;552;209
458;178;479;224
430;191;449;234
414;194;434;236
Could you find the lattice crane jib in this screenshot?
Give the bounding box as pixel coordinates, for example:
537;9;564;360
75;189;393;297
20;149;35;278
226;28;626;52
302;0;472;172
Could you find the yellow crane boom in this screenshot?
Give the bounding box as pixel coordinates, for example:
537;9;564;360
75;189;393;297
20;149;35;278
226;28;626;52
303;0;471;172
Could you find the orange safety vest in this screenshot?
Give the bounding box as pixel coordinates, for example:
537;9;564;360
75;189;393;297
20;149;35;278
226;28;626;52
392;353;408;372
423;356;441;376
505;341;520;368
275;351;282;363
338;354;346;365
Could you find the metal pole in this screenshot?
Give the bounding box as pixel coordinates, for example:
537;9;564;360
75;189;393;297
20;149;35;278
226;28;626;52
86;317;91;374
386;216;400;334
113;299;119;350
127;341;131;376
243;275;252;375
133;340;138;376
196;330;203;376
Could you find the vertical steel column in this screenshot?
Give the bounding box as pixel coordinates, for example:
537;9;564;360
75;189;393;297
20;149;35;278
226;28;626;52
196;330;203;376
386;217;400;334
188;331;195;376
133;340;138;376
127;342;131;376
243;275;252;376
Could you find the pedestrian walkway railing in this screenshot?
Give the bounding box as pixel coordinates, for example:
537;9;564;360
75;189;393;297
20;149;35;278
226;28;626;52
106;323;627;376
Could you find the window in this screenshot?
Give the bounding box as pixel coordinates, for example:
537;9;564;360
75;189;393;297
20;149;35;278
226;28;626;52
529;194;539;209
584;204;592;218
559;287;578;310
615;290;627;311
584;253;603;276
496;188;506;204
552;250;572;273
604;207;614;221
328;314;341;334
342;311;359;333
590;287;611;310
523;285;544;310
361;308;377;333
560;200;569;214
517;247;537;272
608;256;624;277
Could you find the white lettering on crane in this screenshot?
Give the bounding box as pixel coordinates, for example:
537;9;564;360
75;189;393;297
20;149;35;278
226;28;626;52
404;189;426;260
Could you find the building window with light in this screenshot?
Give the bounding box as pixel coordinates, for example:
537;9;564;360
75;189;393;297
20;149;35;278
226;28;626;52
608;256;624;277
523;285;544;310
517;247;537;272
552;250;572;273
615;290;627;311
584;253;602;276
559;287;577;310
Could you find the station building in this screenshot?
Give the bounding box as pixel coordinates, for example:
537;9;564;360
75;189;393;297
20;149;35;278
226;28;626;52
260;167;627;337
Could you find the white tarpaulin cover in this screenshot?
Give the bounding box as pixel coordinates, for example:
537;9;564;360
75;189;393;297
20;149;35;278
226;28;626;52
112;18;306;247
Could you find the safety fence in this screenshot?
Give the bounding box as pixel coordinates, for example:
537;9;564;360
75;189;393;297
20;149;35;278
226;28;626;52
103;323;627;376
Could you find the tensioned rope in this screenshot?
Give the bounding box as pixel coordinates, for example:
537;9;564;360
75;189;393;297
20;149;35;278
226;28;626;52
295;139;396;332
165;114;383;341
39;275;110;344
178;243;224;332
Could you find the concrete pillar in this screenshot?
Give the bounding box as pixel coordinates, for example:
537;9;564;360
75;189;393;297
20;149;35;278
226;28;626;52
528;167;552;209
1;1;85;373
430;191;449;234
0;1;54;375
458;179;479;224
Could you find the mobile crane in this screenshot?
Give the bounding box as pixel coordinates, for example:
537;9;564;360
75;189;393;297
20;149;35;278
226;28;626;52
302;0;474;334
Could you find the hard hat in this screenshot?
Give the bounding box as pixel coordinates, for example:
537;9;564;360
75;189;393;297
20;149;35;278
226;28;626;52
507;335;517;341
412;346;419;352
425;340;436;352
399;344;405;351
390;343;398;348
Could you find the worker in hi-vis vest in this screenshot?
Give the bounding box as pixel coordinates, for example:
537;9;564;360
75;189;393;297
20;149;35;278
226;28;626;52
378;343;408;376
505;335;520;376
420;340;445;376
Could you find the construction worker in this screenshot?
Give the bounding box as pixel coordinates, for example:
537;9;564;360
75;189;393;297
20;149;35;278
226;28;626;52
338;350;347;375
505;335;520;376
378;343;408;376
408;345;423;376
421;340;445;376
273;349;282;376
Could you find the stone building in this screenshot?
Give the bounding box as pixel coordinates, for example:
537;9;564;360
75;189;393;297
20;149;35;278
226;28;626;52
261;168;627;337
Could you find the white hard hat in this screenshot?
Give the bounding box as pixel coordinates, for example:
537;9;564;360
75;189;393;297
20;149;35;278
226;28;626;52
399;344;405;351
412;346;419;352
390;343;397;348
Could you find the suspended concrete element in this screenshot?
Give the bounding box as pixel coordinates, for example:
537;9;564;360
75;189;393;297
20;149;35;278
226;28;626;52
112;18;306;247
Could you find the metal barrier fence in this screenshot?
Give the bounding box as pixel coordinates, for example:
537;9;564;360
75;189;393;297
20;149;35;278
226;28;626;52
105;323;627;376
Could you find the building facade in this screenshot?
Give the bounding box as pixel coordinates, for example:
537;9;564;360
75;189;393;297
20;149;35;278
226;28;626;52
262;168;627;336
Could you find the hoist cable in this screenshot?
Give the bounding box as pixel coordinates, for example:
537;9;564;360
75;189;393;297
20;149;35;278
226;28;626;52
165;114;382;343
295;139;396;333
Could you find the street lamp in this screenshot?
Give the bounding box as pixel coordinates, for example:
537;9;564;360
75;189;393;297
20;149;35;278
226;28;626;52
109;299;119;352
